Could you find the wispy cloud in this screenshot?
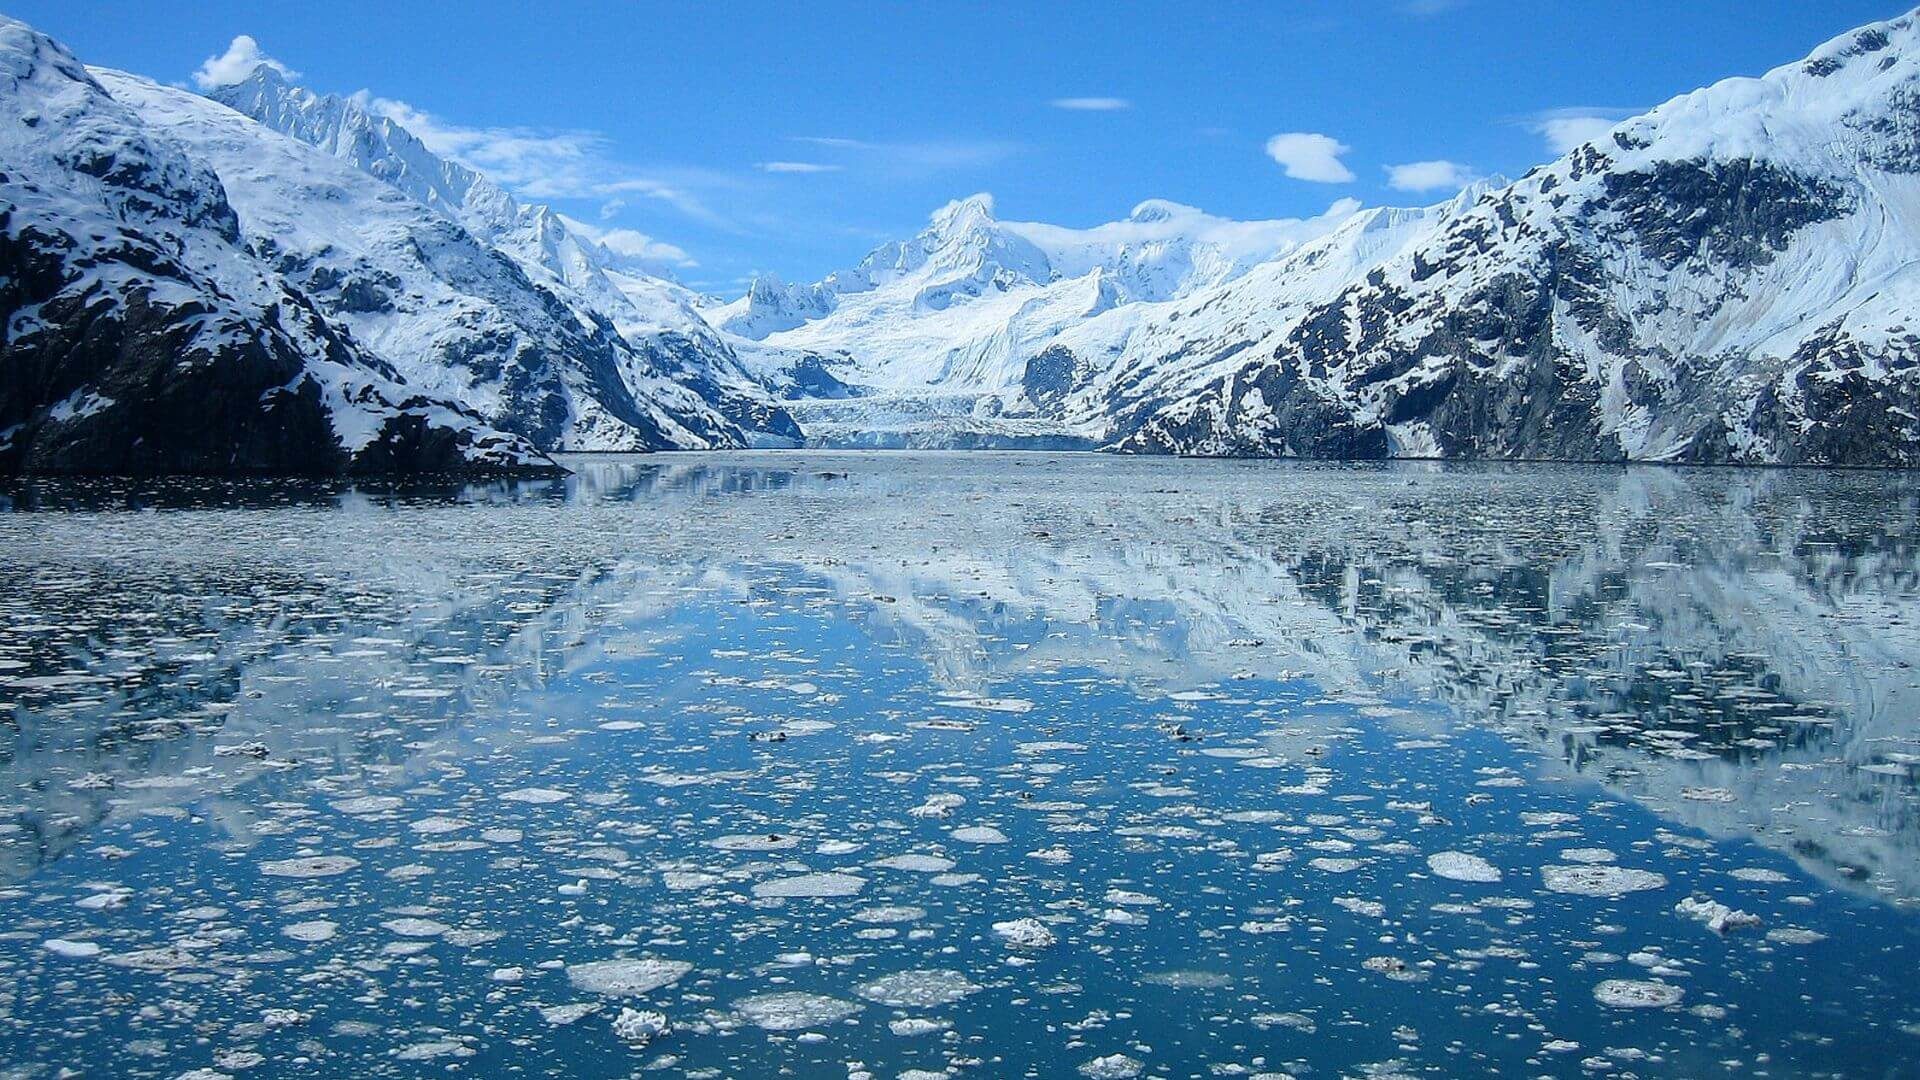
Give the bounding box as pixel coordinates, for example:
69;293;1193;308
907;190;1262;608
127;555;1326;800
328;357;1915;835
757;161;843;174
361;95;738;227
192;35;297;89
1384;159;1481;192
786;135;1021;177
1264;132;1355;183
1522;106;1641;155
1050;97;1132;111
557;214;696;268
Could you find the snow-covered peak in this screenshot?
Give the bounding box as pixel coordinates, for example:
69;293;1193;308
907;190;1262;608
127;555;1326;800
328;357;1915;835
929;191;998;235
708;273;840;340
1559;9;1920;176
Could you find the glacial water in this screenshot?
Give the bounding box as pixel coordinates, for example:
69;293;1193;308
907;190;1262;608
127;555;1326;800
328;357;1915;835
1;453;1917;1079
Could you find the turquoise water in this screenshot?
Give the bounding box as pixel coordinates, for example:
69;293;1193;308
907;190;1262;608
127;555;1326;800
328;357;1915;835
1;454;1917;1078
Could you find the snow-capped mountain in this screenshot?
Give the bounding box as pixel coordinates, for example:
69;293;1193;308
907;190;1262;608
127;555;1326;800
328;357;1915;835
720;10;1920;464
711;192;1359;447
0;18;554;475
205;64;799;449
1105;12;1920;463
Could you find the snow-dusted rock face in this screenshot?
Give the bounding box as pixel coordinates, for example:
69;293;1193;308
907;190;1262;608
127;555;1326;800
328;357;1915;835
1107;14;1920;464
206;65;799;450
0;18;554;475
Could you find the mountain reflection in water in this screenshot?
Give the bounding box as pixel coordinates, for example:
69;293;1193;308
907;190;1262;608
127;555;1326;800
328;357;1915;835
1;453;1917;1077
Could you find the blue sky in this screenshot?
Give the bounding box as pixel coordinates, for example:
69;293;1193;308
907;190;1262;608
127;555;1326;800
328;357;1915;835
15;1;1906;293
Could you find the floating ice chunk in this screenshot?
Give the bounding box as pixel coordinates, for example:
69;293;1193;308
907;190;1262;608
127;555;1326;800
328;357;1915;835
663;871;725;891
1139;970;1231;988
952;826;1009;844
75;888;130;911
855;969;981;1007
501;787;571;804
611;1007;669;1046
1079;1054;1144;1078
940;696;1033;713
871;854;956;873
889;1018;949;1036
709;833;801;851
42;938;100;958
1593;979;1685;1008
992;918;1058;949
753;873;867;898
1309;857;1364;873
1730;867;1790;883
1674;896;1761;934
853;905;927;924
1765;927;1827;945
1560;848;1616;864
909;794;967;818
1015;741;1085;754
259;856;359;878
409;817;470;835
1427;851;1501;882
330;796;404;815
539;1003;599;1026
1542;865;1667;896
283;920;338;943
382;918;450;937
566;958;694;996
735;991;864;1030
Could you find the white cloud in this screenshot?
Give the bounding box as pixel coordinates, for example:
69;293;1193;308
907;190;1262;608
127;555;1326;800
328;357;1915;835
1384;159;1481;192
1524;107;1640;155
757;161;843;174
1264;132;1355;183
558;215;696;268
1050;97;1132;111
1003;197;1364;278
192;35;298;90
360;95;734;226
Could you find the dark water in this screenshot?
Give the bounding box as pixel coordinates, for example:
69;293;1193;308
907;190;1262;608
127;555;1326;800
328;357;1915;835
1;453;1917;1078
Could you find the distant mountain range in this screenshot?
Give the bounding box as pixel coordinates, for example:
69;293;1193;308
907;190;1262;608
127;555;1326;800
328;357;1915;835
3;9;1918;472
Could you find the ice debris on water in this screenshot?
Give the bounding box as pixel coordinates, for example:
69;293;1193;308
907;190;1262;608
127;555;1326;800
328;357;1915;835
992;917;1058;949
1426;851;1501;882
735;992;864;1030
1541;865;1668;896
611;1007;669;1046
1675;895;1762;934
566;958;693;996
1593;979;1686;1008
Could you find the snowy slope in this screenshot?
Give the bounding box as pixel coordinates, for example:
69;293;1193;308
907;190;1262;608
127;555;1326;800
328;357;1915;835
0;18;554;475
207;65;798;448
1109;12;1920;464
94;68;734;452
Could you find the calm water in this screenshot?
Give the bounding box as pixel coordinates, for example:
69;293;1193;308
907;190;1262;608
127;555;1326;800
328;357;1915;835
1;453;1918;1079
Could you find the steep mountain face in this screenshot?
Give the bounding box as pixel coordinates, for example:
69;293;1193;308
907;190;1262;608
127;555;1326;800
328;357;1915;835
710;194;1358;447
0;19;554;475
1106;14;1920;464
207;65;799;448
